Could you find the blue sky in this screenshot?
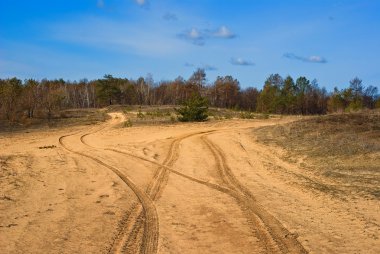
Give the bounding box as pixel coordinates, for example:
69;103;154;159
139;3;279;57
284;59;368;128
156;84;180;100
1;0;379;90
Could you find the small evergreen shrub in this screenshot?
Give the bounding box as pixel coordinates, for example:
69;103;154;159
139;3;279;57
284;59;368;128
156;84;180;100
175;95;209;122
123;119;133;127
240;112;255;119
137;110;145;119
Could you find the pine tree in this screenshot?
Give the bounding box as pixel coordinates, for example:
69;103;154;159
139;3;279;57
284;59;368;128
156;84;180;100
175;94;208;122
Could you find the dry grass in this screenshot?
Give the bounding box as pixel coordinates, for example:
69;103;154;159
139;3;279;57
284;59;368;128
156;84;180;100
0;108;109;133
208;108;270;120
255;111;380;199
118;105;273;126
121;106;177;126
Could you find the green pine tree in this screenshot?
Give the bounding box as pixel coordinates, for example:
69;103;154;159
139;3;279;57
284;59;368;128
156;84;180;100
175;95;209;122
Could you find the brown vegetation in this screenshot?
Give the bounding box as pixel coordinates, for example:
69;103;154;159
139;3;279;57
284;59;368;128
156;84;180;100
255;110;380;199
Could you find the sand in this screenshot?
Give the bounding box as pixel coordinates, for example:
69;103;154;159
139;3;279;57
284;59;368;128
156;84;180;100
1;113;379;253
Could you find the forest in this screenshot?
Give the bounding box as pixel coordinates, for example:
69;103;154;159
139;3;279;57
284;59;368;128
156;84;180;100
0;69;379;124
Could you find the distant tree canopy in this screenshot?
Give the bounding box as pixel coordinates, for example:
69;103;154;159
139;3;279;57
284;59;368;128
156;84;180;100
0;70;379;124
327;77;379;113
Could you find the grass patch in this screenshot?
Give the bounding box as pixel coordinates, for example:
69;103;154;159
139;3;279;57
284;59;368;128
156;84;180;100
123;119;133;128
0;108;109;133
255;111;380;199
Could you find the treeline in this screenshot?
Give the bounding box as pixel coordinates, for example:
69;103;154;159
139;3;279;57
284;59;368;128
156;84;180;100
0;69;379;123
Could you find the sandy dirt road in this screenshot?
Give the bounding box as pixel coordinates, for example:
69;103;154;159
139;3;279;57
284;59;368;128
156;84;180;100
1;113;379;253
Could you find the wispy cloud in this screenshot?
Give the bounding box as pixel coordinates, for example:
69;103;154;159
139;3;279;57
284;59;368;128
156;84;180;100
178;25;236;46
0;40;105;80
49;17;189;56
230;57;255;66
202;64;218;71
177;28;205;46
0;59;35;77
184;62;217;71
163;12;178;21
283;53;327;63
212;26;236;39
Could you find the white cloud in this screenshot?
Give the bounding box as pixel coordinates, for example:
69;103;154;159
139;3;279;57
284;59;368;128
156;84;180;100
177;28;205;46
230;57;255;66
178;25;236;46
283;53;327;63
184;62;217;71
309;56;326;63
213;26;236;39
188;28;202;39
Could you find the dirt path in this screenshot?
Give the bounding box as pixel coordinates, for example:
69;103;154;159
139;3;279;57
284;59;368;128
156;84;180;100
201;134;307;253
80;116;228;252
2;113;378;253
59;115;159;254
78;114;305;253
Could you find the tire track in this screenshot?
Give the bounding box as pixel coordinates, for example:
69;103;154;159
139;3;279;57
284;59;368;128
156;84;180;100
81;128;218;252
82;117;307;253
104;131;281;253
105;131;290;252
76;121;147;253
59;132;159;254
105;148;233;195
80;126;230;196
201;134;308;254
78;115;153;253
145;130;215;201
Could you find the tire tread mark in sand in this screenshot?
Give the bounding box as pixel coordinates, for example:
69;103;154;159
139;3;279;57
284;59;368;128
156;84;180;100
81;128;214;253
201;135;308;254
81;129;160;253
82;129;229;197
106;134;285;253
115;130;218;251
81;129;167;252
107;140;290;253
121;130;217;251
59;133;159;254
146;130;218;201
79;118;154;253
83;120;307;253
125;131;298;253
105;148;233;195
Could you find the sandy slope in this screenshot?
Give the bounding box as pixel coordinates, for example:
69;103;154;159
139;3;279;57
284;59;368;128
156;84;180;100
1;113;379;253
